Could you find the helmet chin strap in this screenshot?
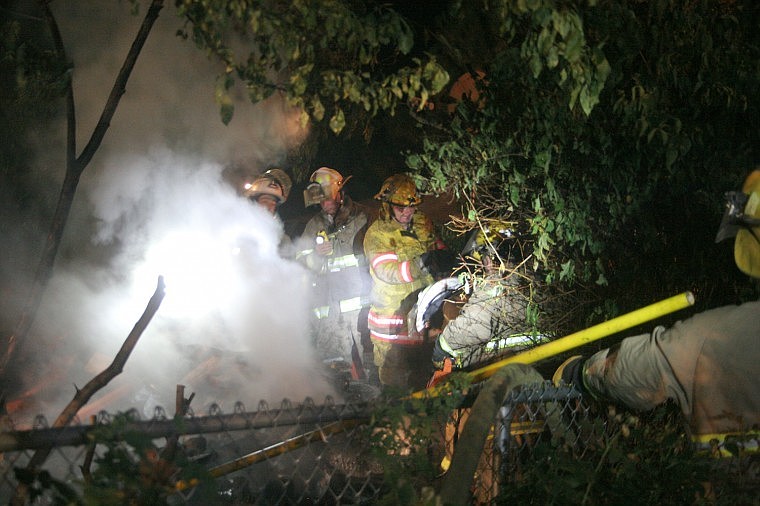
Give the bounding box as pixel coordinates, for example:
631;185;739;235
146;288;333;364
393;213;413;230
321;191;344;219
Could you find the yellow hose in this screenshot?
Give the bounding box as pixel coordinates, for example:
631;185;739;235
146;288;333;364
174;420;360;492
173;292;696;489
413;291;695;398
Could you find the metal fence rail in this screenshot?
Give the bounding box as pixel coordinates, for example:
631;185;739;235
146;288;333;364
1;378;757;504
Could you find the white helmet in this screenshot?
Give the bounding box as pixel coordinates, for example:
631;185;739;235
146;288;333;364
243;168;292;205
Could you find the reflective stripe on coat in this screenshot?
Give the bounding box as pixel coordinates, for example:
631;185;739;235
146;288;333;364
364;213;437;343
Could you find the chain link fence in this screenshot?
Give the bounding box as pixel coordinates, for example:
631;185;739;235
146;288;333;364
1;368;757;504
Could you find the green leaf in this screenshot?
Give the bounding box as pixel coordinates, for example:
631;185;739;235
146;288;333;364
290;73;307;95
534;150;551;171
580;85;595;116
547;46;559;68
526;0;541;11
299;109;310;129
425;61;450;93
529;52;543;78
329;107;345;134
311;96;325;121
397;24;413;54
218;94;234;125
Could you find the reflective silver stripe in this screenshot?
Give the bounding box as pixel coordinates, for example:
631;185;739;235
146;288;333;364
484;333;548;352
327;254;360;272
693;434;758;456
339;297;363;313
368;311;405;326
313;306;330;319
439;336;456;356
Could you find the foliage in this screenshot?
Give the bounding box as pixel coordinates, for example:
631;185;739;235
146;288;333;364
494;402;757;505
13;467;81;505
174;0;450;133
78;411;211;504
13;411;213;505
407;0;760;326
366;373;471;505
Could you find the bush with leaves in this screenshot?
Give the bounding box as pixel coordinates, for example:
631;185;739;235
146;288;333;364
14;411;213;505
407;0;760;328
494;401;760;505
365;374;471;505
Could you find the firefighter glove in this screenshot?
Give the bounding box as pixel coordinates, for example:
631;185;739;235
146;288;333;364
431;337;454;370
419;249;459;279
552;355;586;393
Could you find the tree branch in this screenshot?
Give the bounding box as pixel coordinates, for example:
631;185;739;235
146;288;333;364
78;0;164;169
0;0;165;376
25;276;165;471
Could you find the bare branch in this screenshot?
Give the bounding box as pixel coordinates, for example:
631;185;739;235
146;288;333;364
78;0;165;169
0;0;165;375
25;276;165;471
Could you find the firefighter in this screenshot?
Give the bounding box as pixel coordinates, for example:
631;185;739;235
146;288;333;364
363;173;450;389
243;168;291;215
426;223;543;375
243;168;293;255
554;169;760;449
297;167;373;378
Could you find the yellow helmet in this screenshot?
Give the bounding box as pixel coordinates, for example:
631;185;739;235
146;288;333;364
717;169;760;278
461;220;517;263
243;172;289;204
374;173;422;207
303;167;352;207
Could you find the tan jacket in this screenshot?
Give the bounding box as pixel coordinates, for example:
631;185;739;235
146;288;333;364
582;300;760;439
299;197;369;272
437;274;535;368
298;198;371;309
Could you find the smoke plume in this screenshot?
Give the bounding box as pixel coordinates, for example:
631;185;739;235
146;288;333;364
3;0;334;426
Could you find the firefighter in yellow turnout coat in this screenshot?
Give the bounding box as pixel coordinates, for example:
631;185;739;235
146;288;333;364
364;174;446;389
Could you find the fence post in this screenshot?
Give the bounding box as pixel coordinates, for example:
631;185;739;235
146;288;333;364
438;363;543;505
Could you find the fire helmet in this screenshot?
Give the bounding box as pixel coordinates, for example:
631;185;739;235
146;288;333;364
716;169;760;278
303;167;352;207
263;168;292;200
374;173;422;207
461;220;517;264
244;168;292;205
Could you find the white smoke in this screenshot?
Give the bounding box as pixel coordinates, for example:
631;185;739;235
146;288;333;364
4;0;334;426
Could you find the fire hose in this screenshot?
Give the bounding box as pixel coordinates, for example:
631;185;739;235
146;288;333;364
174;291;695;490
174;419;363;492
413;290;695;398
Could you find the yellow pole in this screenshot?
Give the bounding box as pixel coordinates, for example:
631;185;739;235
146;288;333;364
413;291;695;398
173;292;696;489
175;420;360;492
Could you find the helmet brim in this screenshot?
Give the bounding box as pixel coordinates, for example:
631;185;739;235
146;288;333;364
735;186;760;278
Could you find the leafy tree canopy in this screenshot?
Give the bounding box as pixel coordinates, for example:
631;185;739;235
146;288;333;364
178;0;760;328
409;0;760;318
7;0;756;335
174;0;450;132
